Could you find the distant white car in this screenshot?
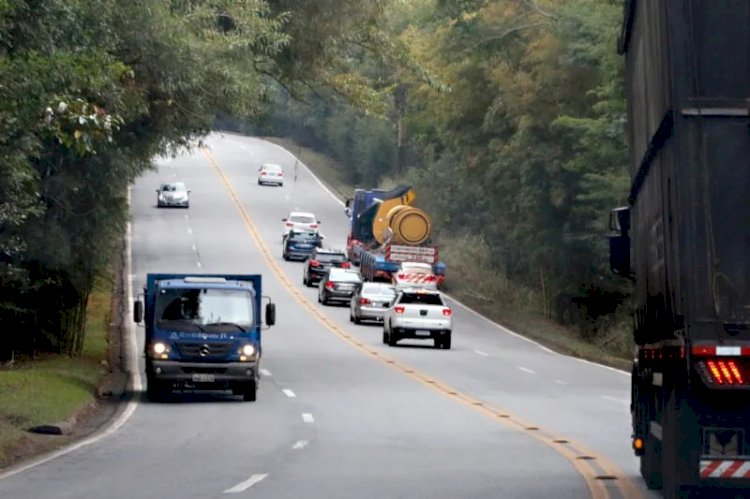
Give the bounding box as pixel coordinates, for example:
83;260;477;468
392;261;438;291
282;211;320;236
156;182;190;208
257;163;284;186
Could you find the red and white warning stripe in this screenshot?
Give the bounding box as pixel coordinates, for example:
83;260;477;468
395;273;437;284
700;459;750;478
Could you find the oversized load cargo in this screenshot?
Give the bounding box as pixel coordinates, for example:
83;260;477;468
345;185;446;285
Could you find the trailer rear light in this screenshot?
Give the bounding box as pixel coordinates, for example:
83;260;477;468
310;260;320;267
394;306;405;314
359;298;371;305
325;281;335;290
442;308;452;316
701;360;748;386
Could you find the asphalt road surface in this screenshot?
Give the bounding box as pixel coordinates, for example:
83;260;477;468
0;132;657;499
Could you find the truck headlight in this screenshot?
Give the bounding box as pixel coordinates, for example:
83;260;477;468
240;344;256;356
152;342;168;356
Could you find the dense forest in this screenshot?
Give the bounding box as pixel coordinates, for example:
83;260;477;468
251;0;632;344
0;0;391;359
1;0;631;360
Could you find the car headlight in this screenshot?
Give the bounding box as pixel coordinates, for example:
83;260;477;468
158;194;166;200
151;342;169;358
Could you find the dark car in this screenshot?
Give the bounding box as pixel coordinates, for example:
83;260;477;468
282;230;323;261
302;248;350;286
318;268;362;305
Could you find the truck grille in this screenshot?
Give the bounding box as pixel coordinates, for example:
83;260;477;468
176;342;233;359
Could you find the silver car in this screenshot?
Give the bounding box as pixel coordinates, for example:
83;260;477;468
156;182;190;208
349;282;397;324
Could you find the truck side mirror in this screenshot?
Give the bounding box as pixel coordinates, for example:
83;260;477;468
265;303;276;326
133;300;144;323
344;198;352;217
610;235;631;277
610;206;630;233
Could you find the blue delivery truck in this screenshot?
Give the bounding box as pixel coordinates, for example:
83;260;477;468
133;274;276;402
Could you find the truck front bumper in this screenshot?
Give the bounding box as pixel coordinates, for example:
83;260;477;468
148;360;257;386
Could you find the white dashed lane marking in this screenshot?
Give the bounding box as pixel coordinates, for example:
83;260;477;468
518;367;536;375
260;368;272;377
302;413;314;423
223;474;268;494
282;389;296;398
292;440;309;450
475;350;489;357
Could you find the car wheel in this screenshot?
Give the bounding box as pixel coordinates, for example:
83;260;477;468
242;380;257;402
317;293;322;304
388;333;398;347
257;180;262;185
353;314;361;325
382;330;388;344
442;335;452;350
185;203;190;209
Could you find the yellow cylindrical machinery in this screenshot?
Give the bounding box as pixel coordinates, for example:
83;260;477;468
374;205;431;245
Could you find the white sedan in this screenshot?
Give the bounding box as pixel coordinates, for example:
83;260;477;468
257;163;284;186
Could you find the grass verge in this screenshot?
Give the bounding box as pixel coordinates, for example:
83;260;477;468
0;280;111;468
261;135;633;371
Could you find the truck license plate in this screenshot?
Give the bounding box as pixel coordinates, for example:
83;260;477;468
415;330;431;336
192;374;215;383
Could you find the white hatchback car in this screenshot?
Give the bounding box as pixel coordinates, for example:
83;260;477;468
282;211;320;236
257;163;284;186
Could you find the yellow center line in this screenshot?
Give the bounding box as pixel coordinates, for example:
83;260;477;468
202;147;641;499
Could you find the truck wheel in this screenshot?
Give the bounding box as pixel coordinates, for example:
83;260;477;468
146;377;167;402
242;381;257;402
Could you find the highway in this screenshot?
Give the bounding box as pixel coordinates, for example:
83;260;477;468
0;132;656;498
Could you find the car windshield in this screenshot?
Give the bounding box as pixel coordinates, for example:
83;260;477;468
162;183;186;192
262;164;282;172
329;270;361;283
316;253;346;263
363;283;396;296
290;215;315;223
155;287;254;331
290;232;319;242
398;293;444;306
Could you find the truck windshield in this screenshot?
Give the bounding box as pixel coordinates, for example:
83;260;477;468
155;288;254;331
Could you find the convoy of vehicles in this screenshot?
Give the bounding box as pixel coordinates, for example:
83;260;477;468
302;248;350;286
133;274;276;402
156;182;190;208
382;289;452;349
257;163;284;186
610;2;750;496
344;185;446;286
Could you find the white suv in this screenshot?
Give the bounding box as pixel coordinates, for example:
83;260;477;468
282;211;320;236
382;289;452;349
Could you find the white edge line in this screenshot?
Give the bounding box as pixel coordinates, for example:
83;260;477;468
601;395;629;405
257;135;629;376
0;188;142;481
518;367;536;375
292;440;309;450
554;379;569;385
302;413;314;423
475;350;489;357
223;473;268;494
282;389;296;398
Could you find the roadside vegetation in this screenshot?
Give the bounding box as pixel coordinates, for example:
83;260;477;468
0;279;111;468
242;0;636;364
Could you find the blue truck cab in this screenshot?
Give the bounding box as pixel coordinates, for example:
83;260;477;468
133;274;275;402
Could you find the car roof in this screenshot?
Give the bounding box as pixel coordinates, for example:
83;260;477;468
160;181;186;189
261;163;282;170
400;287;441;295
329;267;360;275
288;211;315;217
